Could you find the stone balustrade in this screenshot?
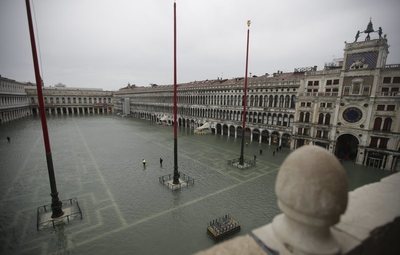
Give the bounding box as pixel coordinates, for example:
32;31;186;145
196;145;400;255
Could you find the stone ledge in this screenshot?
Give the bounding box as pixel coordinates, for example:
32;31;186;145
332;172;400;254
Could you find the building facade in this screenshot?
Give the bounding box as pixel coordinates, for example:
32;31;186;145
25;84;114;116
114;23;400;171
0;75;32;124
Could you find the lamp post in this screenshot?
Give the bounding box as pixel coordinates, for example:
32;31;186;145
25;0;64;218
239;20;251;166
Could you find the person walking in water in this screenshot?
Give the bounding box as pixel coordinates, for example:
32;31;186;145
160;158;163;167
6;137;10;143
142;159;146;167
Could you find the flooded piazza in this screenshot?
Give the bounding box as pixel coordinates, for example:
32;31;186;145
0;116;390;255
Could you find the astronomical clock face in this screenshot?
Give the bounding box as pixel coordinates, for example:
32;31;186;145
343;107;363;123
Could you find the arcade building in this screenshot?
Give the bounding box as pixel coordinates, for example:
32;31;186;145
114;21;400;171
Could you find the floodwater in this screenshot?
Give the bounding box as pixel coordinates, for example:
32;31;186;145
0;116;390;255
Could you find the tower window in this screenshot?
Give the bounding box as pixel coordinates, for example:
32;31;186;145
383;77;391;83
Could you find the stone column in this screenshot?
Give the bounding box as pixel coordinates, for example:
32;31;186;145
381;155;387;170
259;133;262;144
385;155;393;171
268;136;271;145
235;127;237;139
253;145;348;255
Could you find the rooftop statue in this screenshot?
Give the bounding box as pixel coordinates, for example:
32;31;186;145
354;30;360;42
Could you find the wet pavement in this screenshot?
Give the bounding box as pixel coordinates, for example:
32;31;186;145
0;116;390;255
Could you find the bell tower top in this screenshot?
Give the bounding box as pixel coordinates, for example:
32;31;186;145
343;19;389;70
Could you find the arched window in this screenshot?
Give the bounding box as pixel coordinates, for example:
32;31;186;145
269;95;273;107
274;95;278;107
250;95;254;107
279;95;284;108
285;95;290;108
299;112;304;122
382;118;392;131
325;113;331;125
291;95;296;108
259;95;263;107
305;112;310;123
373;117;382;130
318;113;324;124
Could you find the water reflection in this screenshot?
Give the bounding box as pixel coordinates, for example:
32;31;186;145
55;224;70;255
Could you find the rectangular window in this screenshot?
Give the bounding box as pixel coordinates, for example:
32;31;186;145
369;137;378;148
332;88;339;92
308;81;313;86
326;80;332;85
327;103;332;108
306;102;311;107
320;103;325;107
307;89;312;92
300;102;305;107
387;105;395;111
393;77;400;83
352;83;361;94
381;87;389;92
377;105;385;110
391;87;399;92
363;86;370;95
314;81;319;86
333;79;339;85
383;77;391;83
379;138;388;149
326;88;332;92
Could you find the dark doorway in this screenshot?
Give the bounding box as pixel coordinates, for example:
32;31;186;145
335;134;359;160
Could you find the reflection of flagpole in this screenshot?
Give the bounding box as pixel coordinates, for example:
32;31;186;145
239;20;251;166
25;0;63;218
172;0;180;184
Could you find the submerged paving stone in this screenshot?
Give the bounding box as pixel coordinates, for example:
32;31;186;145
0;117;391;255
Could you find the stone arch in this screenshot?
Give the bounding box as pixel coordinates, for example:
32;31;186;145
222;124;229;136
237;126;243;137
271;131;280;145
252;128;260;142
335;134;359;161
281;133;291;148
216;123;222;134
261;130;269;143
229;125;236;137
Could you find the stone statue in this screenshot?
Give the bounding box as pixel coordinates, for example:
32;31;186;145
378;27;383;38
354;30;360;42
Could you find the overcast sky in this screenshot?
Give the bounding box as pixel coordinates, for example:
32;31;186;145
1;0;399;91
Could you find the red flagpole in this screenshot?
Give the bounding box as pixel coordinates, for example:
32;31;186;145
25;0;63;218
239;21;251;165
173;0;180;184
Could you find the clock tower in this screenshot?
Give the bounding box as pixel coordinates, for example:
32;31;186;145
335;20;390;165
